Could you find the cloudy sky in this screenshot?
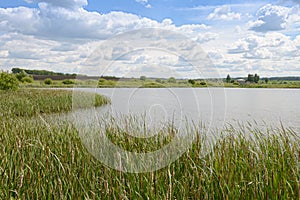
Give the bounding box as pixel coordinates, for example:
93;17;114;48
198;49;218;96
0;0;299;78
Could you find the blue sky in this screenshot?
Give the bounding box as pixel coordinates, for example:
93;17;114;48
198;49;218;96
0;0;299;78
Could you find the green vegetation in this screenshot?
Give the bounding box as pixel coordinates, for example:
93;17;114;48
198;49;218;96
62;79;75;85
44;78;53;85
12;67;76;77
0;89;110;118
21;76;34;83
226;74;231;83
247;74;260;83
6;68;300;88
1;104;299;199
16;77;300;88
0;71;19;91
98;78;117;87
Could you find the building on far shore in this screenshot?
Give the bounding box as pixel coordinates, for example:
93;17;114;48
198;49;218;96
236;79;246;85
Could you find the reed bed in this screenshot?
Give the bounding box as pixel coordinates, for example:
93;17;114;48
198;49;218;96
0;89;299;199
0;89;110;118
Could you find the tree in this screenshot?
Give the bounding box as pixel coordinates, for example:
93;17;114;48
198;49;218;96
188;79;195;85
247;74;254;83
140;76;146;81
11;68;22;74
0;71;19;90
254;74;260;83
226;74;231;83
168;77;176;83
264;78;269;84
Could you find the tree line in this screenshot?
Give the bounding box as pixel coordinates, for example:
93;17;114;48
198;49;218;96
226;74;260;83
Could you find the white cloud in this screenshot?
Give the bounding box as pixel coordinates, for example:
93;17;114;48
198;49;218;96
207;5;241;21
145;4;152;9
135;0;148;4
0;2;299;77
194;32;218;43
248;4;290;32
135;0;152;9
243;48;273;59
0;6;164;40
24;0;87;10
227;32;299;62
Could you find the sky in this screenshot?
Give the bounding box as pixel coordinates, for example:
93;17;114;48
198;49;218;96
0;0;300;78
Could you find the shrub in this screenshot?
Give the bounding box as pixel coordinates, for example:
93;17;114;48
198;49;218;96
188;79;195;85
15;69;28;81
168;77;176;83
200;81;206;86
155;78;162;83
0;71;19;90
98;78;116;87
62;79;75;85
21;76;34;83
44;78;53;85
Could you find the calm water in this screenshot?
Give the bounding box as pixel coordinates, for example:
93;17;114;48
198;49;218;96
73;88;300;132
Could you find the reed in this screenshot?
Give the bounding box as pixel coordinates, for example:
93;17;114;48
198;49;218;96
0;89;299;199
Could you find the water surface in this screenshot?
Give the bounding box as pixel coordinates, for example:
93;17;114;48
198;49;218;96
73;88;299;132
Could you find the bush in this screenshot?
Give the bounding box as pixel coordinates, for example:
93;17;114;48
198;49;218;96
21;76;34;83
98;78;116;87
15;69;28;81
0;71;19;90
62;79;75;85
155;78;162;83
168;77;176;83
188;79;195;85
44;78;53;85
200;81;206;86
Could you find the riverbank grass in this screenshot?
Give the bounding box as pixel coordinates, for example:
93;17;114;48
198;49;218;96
0;89;299;199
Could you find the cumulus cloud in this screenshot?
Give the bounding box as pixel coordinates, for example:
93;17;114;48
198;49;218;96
0;5;213;42
248;4;290;32
243;48;273;59
207;5;241;21
228;32;299;60
0;5;163;40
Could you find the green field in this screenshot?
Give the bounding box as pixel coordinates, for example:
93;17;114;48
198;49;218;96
0;89;299;199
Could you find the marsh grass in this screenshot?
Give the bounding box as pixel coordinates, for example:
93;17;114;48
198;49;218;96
0;89;110;118
0;90;299;199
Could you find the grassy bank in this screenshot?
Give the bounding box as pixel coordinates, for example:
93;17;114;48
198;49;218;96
0;89;110;118
0;90;299;199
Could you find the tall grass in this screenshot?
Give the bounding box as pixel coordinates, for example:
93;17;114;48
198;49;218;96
0;89;110;118
0;90;299;199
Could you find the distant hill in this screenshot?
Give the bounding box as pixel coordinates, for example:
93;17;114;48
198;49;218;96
267;77;300;81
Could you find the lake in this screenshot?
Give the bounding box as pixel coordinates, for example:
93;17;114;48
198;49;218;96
72;88;300;133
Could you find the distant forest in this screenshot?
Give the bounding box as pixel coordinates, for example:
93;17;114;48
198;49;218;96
267;77;300;81
11;68;77;77
10;67;300;81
